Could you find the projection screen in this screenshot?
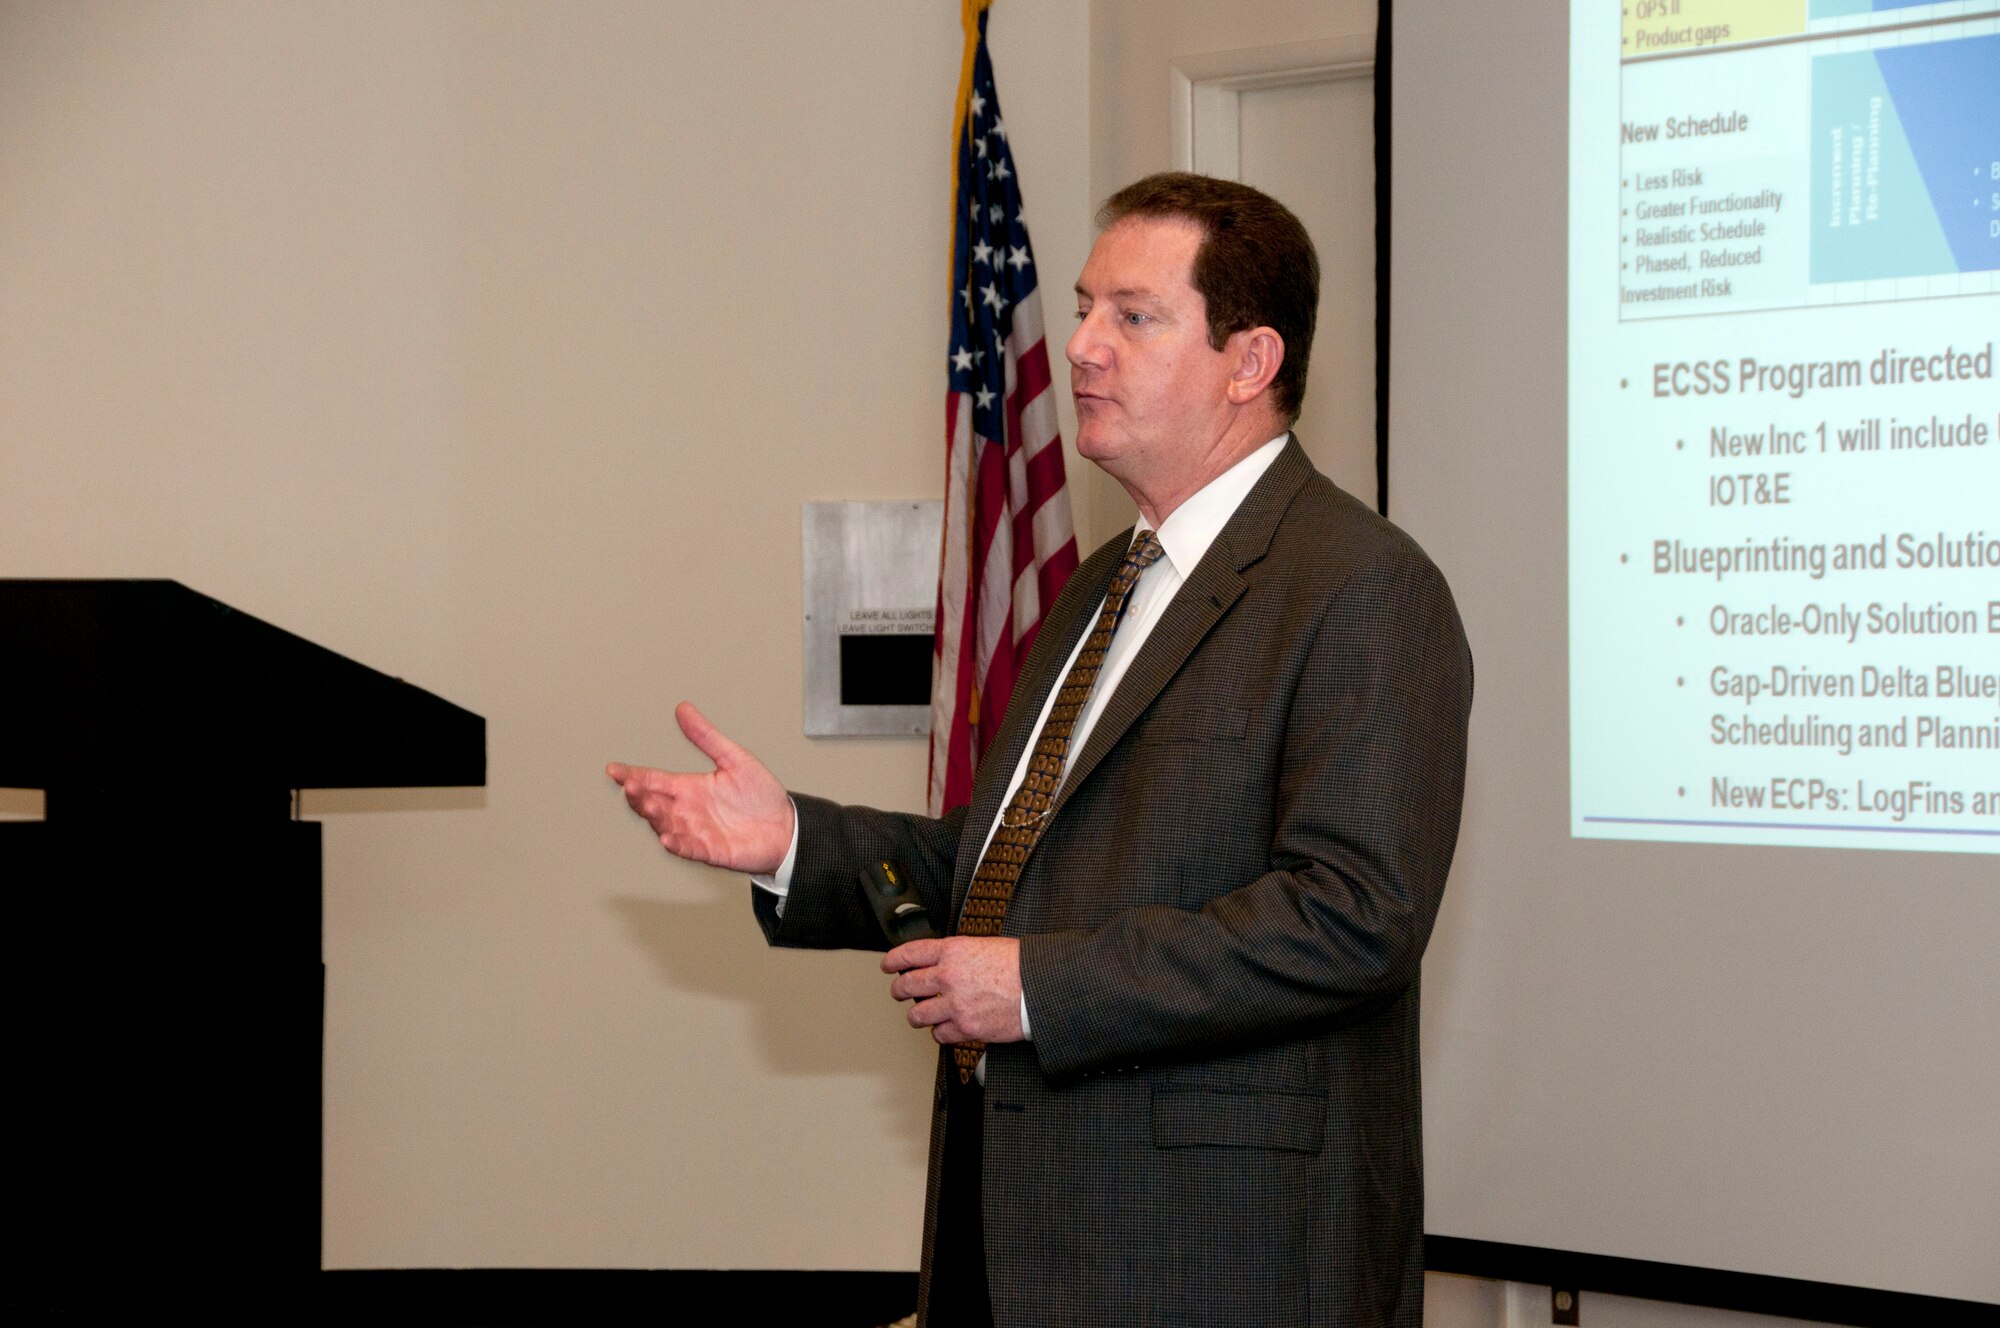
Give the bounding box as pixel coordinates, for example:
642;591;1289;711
1394;0;1998;1309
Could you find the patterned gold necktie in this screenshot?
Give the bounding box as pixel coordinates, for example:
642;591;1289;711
953;529;1167;1083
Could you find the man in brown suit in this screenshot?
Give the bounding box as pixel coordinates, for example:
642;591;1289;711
609;173;1472;1327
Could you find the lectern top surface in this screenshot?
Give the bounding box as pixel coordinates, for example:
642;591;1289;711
0;579;484;791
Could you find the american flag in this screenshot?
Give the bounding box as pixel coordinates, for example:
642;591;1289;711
930;0;1078;816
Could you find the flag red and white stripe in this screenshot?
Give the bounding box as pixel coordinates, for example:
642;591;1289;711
930;0;1076;815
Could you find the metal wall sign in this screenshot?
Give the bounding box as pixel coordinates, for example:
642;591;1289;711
801;501;942;737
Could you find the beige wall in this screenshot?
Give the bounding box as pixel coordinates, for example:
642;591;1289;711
0;0;1089;1269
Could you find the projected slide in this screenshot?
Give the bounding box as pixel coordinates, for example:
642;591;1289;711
1572;3;1999;853
1616;6;1999;317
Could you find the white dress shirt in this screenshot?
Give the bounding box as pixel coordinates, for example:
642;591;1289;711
756;434;1290;1050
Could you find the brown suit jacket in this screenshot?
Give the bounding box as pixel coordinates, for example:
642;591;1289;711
759;439;1473;1326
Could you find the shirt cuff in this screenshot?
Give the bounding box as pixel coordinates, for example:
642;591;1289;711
748;799;801;915
1019;992;1032;1041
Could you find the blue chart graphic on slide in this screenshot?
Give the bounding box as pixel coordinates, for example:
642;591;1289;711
1811;34;2000;282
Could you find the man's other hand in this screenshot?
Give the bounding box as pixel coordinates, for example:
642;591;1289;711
606;702;793;874
884;937;1024;1045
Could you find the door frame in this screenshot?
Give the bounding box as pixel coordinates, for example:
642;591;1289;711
1169;33;1376;178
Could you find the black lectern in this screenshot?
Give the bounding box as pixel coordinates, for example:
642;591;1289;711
0;580;484;1316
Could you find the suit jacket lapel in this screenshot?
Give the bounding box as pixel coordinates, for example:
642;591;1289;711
1048;438;1313;824
948;437;1316;909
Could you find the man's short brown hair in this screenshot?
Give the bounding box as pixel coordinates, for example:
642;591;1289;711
1096;172;1320;423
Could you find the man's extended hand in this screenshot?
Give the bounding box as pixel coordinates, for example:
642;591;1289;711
884;937;1023;1045
606;702;794;874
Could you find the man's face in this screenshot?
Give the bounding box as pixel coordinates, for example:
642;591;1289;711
1066;216;1236;485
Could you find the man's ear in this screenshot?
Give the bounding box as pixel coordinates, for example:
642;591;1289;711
1224;326;1285;406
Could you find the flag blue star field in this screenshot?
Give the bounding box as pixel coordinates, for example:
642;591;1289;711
930;0;1077;815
